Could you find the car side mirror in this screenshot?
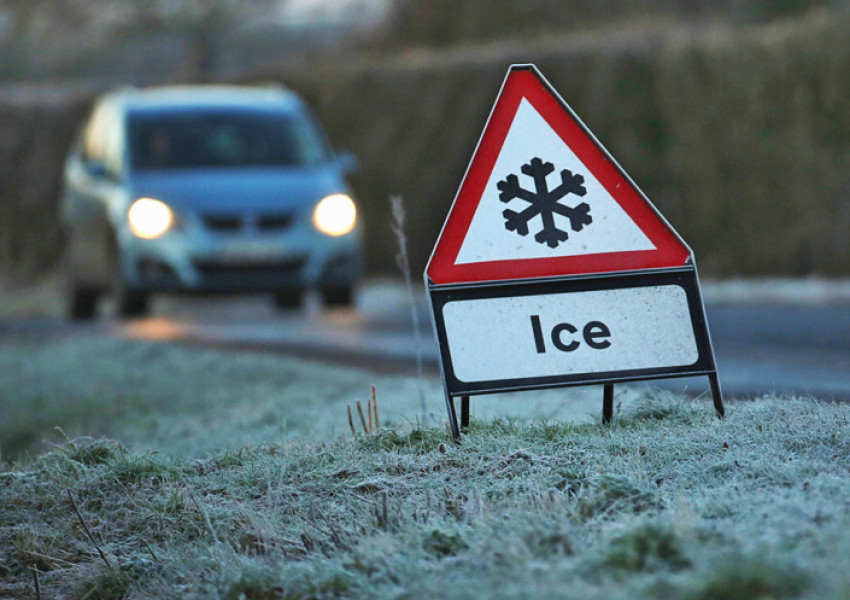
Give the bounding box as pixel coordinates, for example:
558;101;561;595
335;151;358;174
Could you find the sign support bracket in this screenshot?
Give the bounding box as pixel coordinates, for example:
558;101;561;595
461;396;470;429
430;268;725;443
602;384;614;424
709;372;725;418
445;394;461;441
447;396;471;441
445;374;724;443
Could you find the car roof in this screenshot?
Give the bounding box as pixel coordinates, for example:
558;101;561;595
105;85;305;115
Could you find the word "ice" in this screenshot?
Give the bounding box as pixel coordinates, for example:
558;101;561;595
530;315;611;353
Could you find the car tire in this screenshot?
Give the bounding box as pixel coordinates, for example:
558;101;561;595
116;290;150;318
109;241;150;319
272;290;303;310
321;285;354;308
68;285;100;320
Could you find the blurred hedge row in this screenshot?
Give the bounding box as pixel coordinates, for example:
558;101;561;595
0;87;90;282
2;10;849;283
378;0;824;47
285;10;850;277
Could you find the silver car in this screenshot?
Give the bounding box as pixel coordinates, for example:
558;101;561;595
60;85;363;319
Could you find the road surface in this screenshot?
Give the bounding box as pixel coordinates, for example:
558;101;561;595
4;279;850;401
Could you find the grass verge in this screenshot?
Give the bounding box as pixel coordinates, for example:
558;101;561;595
0;333;608;461
2;393;850;598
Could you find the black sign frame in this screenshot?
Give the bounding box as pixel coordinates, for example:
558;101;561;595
426;266;723;442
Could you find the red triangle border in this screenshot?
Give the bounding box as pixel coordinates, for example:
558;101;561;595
426;65;691;286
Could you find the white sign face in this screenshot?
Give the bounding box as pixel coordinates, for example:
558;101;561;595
441;285;698;383
454;98;655;266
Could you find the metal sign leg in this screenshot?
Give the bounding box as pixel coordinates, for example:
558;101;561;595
709;372;725;418
602;383;614;425
446;394;462;443
445;395;472;443
461;396;470;430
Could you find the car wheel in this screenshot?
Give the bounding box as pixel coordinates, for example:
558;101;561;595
68;285;100;320
116;289;150;318
272;290;303;310
322;285;354;308
109;242;150;319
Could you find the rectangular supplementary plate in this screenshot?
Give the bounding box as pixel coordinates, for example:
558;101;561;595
428;268;716;396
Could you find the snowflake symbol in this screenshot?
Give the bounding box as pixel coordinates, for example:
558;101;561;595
497;157;592;248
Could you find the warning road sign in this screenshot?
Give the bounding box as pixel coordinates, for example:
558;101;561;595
426;65;690;286
425;64;723;441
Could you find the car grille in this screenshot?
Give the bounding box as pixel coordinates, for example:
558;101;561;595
203;215;241;232
193;258;306;273
257;214;293;230
192;257;307;290
202;212;294;233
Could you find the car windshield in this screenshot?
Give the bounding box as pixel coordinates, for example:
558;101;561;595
129;110;330;169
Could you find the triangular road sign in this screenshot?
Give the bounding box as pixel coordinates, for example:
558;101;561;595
427;64;691;285
424;64;723;443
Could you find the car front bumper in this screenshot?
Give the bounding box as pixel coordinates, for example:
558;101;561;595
119;224;363;293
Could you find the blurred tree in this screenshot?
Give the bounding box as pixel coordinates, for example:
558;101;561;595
0;0;93;78
112;0;283;82
0;0;285;82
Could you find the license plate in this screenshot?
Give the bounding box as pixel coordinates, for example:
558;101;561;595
218;240;284;262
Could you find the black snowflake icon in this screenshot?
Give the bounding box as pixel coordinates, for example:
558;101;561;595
497;157;592;248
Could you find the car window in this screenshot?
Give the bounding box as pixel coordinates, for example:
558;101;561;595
128;110;331;170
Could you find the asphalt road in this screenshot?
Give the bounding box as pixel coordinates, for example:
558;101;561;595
5;279;850;401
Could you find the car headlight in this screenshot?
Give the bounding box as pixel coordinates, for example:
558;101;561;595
313;194;357;237
128;198;174;239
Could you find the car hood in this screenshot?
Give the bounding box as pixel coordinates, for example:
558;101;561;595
127;167;348;213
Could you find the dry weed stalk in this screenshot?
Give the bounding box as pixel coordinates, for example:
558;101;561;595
347;385;381;437
31;567;41;600
390;195;428;422
347;405;357;437
356;401;369;433
67;490;112;569
371;384;379;431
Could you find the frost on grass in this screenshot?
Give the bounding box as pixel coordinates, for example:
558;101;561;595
3;394;850;598
0;334;614;462
0;335;450;460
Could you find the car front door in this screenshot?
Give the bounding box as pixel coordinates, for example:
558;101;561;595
61;101;127;290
